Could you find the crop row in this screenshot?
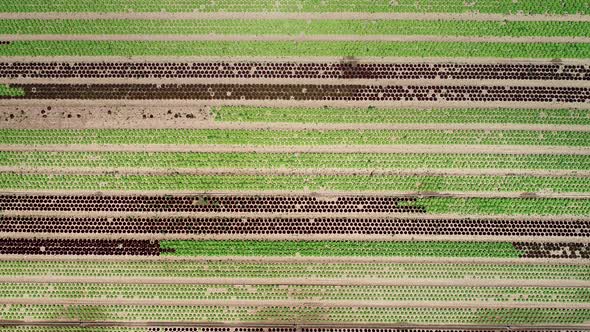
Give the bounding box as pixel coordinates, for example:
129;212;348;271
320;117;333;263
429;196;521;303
0;304;588;324
5;84;588;103
1;41;589;58
3;19;590;37
3;151;590;171
2;173;589;193
1;283;588;303
0;260;587;280
0;0;586;14
160;241;523;258
4;62;588;81
2;129;587;146
3;194;590;217
214;106;590;125
1;215;588;239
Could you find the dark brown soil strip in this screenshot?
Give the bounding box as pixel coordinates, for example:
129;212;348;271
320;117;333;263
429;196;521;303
514;242;590;259
1;62;588;81
0;238;160;256
3;84;589;103
0;215;587;238
0;194;427;214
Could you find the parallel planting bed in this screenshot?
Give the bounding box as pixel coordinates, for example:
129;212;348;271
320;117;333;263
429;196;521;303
0;0;589;331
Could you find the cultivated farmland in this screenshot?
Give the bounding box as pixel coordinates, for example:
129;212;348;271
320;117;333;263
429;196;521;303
0;1;589;331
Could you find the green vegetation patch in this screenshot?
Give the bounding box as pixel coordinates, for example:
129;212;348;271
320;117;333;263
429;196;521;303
2;173;588;193
0;304;589;324
1;283;588;303
2;129;587;146
0;0;587;14
3;19;589;37
0;84;25;97
215;106;590;125
1;41;589;59
417;197;590;216
1;260;588;280
3;151;589;171
160;240;522;258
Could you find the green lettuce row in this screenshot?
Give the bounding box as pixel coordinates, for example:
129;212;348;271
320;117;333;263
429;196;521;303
1;40;589;58
0;0;587;14
2;129;588;146
2;151;589;170
2;19;589;37
1;283;587;303
2;173;589;193
0;260;587;280
0;304;588;324
214;106;590;125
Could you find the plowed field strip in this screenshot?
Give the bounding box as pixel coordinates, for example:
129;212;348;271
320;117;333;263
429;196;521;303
2;194;589;217
0;215;585;242
1;84;588;104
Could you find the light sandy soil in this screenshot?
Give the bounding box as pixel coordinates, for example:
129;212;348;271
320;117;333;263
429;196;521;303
0;253;588;266
2;275;589;288
2;105;590;131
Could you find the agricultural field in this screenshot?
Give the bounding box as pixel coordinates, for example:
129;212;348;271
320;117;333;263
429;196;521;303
0;0;589;331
